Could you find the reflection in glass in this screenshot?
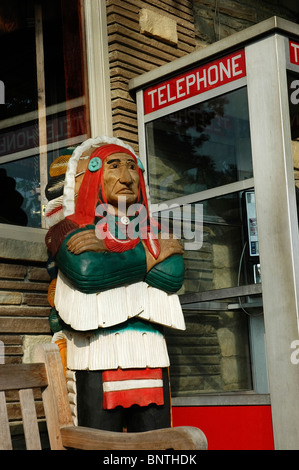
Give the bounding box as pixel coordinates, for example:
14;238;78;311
155;192;253;294
0;156;41;228
184;196;243;294
288;71;299;222
0;0;89;228
166;307;252;395
288;71;299;141
146;87;252;203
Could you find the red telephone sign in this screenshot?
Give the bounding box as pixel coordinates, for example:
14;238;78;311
143;49;246;114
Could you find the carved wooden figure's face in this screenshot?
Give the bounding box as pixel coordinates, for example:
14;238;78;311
102;153;140;208
74;148;140;215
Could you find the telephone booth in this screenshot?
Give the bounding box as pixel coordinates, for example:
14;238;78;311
129;17;299;450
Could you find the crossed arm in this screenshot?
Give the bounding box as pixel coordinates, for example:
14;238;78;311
66;228;183;272
46;221;185;294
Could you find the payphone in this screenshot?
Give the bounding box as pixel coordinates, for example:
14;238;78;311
242;190;261;285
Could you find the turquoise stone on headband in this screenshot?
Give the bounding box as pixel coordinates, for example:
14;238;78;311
137;158;145;172
88;157;102;172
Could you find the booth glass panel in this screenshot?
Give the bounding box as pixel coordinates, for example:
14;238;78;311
146;87;253;204
155;190;258;295
166;304;253;396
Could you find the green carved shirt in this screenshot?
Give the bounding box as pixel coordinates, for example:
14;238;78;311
55;225;184;295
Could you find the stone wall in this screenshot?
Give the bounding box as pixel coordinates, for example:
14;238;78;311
0;255;51;446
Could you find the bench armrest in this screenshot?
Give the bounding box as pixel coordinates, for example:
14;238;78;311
60;425;207;450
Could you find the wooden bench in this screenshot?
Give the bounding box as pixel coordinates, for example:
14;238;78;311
0;343;207;450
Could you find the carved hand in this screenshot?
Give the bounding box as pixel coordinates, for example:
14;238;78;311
67;230;106;255
143;234;184;272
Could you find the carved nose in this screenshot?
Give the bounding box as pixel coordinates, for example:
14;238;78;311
119;166;133;184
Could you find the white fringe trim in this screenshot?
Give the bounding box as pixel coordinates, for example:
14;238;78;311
54;271;185;331
64;327;170;371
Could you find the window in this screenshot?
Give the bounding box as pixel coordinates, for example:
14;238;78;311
0;0;90;228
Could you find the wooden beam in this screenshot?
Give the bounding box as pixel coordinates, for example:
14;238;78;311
180;284;262;304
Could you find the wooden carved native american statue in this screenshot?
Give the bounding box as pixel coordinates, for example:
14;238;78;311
45;136;186;432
